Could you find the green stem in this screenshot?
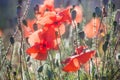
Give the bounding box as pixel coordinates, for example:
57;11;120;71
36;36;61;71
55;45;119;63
78;70;80;80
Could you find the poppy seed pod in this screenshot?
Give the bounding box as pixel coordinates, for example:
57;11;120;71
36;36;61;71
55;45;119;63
10;36;15;45
17;6;22;18
95;7;102;17
102;0;108;6
33;23;38;31
22;19;28;26
71;10;77;20
34;4;39;14
18;0;22;5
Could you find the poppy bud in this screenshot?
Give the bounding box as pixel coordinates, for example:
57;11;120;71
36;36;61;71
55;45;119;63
33;23;38;31
26;56;30;62
34;4;39;14
95;7;102;17
18;0;22;5
111;3;115;11
79;31;85;39
22;19;27;26
17;6;22;18
10;36;15;45
102;0;108;6
113;21;117;33
71;10;77;20
92;12;96;18
37;65;43;73
13;71;17;76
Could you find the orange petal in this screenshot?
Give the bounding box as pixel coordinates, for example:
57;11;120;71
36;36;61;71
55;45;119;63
28;29;42;46
62;58;80;72
54;24;65;35
84;18;106;38
26;43;42;53
30;52;48;60
76;50;96;64
22;26;32;38
74;6;83;23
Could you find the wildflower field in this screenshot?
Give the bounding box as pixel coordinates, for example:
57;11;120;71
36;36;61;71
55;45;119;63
0;0;120;80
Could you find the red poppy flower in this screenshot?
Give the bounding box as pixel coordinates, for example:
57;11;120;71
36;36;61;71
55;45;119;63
39;26;61;50
26;41;48;60
62;57;80;72
62;46;96;72
83;18;106;38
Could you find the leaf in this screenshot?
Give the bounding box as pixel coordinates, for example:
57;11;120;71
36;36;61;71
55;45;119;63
37;66;43;73
98;39;104;56
56;60;59;67
71;10;77;20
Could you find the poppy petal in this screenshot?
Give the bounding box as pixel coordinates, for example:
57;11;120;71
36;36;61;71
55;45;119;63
76;50;96;64
26;43;41;53
84;18;106;38
28;29;42;46
30;52;48;60
62;58;80;72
